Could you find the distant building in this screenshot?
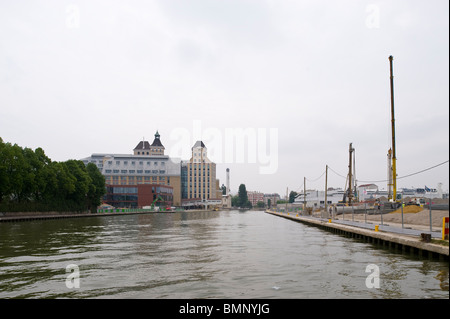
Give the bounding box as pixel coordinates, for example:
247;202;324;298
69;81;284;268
264;193;280;207
181;141;220;204
357;184;379;201
293;188;344;208
248;191;264;206
81;131;182;207
81;133;224;209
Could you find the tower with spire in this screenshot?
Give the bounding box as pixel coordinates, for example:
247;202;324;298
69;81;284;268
133;131;165;156
150;130;165;156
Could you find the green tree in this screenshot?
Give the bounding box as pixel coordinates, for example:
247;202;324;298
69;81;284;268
86;163;106;213
289;191;298;203
0;138;10;202
8;143;26;202
63;160;92;211
0;139;110;213
238;184;248;207
33;147;52;202
231;195;240;207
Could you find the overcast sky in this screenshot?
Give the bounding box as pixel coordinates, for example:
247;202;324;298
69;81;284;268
1;0;449;196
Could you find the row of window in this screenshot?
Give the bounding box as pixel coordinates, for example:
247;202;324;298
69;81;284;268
109;187;138;194
105;176;168;181
106;186;173;195
107;160;165;166
189;193;211;199
136;149;163;155
104;169;166;174
189;164;210;170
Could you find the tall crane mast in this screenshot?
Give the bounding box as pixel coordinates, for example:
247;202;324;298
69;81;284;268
389;56;397;202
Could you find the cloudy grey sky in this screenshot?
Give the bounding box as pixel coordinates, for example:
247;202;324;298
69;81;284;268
1;0;448;196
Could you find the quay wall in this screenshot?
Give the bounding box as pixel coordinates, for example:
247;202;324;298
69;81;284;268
266;210;449;260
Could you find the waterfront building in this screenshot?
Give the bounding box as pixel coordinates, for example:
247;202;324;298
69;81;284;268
81;131;182;207
181;141;221;205
247;191;264;206
105;184;173;208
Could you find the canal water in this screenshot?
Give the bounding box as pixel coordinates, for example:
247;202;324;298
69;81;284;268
0;210;448;298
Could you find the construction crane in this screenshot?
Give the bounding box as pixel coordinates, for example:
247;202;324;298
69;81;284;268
389;55;398;202
342;143;356;205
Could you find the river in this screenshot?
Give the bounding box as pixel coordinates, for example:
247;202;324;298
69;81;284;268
0;210;448;298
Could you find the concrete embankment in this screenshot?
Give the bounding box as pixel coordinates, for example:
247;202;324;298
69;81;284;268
0;209;178;223
266;210;449;260
0;208;223;223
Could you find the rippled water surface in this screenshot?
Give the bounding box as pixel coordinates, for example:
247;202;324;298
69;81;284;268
0;210;448;298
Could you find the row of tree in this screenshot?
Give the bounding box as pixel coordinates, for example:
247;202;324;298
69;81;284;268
229;184;263;209
0;138;105;213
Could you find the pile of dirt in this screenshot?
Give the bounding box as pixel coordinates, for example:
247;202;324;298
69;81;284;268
389;205;423;214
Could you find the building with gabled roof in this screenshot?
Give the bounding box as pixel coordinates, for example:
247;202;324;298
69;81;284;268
82;131;181;207
133;131;165;156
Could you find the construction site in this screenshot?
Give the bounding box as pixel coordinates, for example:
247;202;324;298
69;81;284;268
283;56;449;235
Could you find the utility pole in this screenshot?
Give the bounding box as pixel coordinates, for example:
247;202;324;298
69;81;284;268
304;177;307;213
325;165;328;217
347;143;354;205
389;55;397;202
286;187;288;213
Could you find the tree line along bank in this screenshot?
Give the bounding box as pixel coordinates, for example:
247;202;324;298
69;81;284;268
0;138;105;213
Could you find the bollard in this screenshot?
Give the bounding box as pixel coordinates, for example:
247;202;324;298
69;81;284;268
443;217;449;240
328;219;331;223
421;233;431;243
375;225;379;232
